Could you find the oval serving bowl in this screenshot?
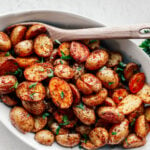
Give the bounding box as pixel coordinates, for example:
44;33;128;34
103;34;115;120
0;10;150;150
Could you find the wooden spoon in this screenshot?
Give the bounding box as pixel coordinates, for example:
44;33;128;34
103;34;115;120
6;22;150;42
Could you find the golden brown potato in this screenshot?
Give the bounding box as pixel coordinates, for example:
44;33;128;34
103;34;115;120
81;140;98;150
97;106;124;124
22;100;45;115
25;24;47;39
104;97;116;107
10;106;34;133
16;81;46;102
73;104;96;125
0;32;11;51
58;41;70;57
54;64;74;79
108;119;129;145
117;95;142;115
49;77;73;109
145;106;150;122
14;40;33;57
137;84;150;104
82;88;107;106
0;95;17;106
97;67;119;89
10;25;27;45
89;127;109;147
56;133;80;147
34;34;53;57
35;130;54;146
0;75;18;94
75;125;91;135
53;59;68;66
106;52;122;67
135;115;149;138
123;134;146;148
85;49;109;70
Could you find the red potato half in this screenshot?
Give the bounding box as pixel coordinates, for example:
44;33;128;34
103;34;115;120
58;42;70;57
54;64;74;79
14;40;33;57
16;56;39;68
49;77;73;109
24;63;53;82
10;106;34;133
123;134;146;149
0;95;17;106
26;24;47;39
10;25;27;45
34;34;53;57
109;119;129;145
0;75;17;94
117;94;142;115
82;88;108;106
16;81;45;102
85;49;109;70
0;32;11;51
70;41;90;63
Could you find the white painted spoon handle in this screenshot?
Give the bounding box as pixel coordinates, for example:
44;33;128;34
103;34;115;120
52;23;150;41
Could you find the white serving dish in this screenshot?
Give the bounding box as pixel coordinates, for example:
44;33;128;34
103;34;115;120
0;10;150;150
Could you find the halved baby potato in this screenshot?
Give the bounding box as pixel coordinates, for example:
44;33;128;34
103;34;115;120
0;95;17;106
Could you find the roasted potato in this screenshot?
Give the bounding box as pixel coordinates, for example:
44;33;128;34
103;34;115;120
16;81;45;102
82;39;100;50
70;41;90;63
89;127;109;147
0;95;17;106
85;49;109;70
117;94;142;115
54;64;74;79
35;130;54;146
145;106;150;122
10;25;27;45
56;133;80;147
10;106;34;133
81;140;98;150
75;125;91;135
53;59;68;66
49;77;73;109
58;42;70;57
0;75;18;94
14;40;33;57
34;34;53;57
0;32;11;51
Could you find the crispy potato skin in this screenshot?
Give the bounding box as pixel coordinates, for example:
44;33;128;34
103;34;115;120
0;75;17;94
135;115;149;138
106;52;122;67
16;81;46;102
22;100;45;115
35;130;54;146
75;125;91;135
117;94;142;115
145;106;150;122
97;68;119;89
25;24;47;39
85;49;109;70
82;88;107;106
89;127;109;147
123;134;146;149
104;97;116;107
16;57;39;68
97;107;124;124
0;32;11;51
56;133;80;147
70;41;90;63
10;25;27;45
109;119;129;145
10;106;34;133
73;104;96;125
49;77;73;109
0;95;17;106
54;64;74;79
32;116;47;132
53;59;68;66
14;40;33;57
137;84;150;104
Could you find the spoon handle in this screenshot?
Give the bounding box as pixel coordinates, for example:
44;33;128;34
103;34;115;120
52;23;150;41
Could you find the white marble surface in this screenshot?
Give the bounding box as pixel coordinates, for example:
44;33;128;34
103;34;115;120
0;0;150;149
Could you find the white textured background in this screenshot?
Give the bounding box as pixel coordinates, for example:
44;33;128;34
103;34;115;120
0;0;150;149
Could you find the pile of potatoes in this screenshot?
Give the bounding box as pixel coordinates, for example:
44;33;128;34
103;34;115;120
0;23;150;149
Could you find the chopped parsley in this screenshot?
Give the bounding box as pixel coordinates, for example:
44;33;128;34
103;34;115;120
10;81;19;89
144;29;150;33
27;114;30;117
13;68;23;77
118;96;122;100
60;51;72;60
56;126;61;135
60;115;70;126
125;138;128;145
39;68;44;72
48;69;54;78
29;93;36;99
76;103;84;110
60;91;64;99
29;82;37;88
39;57;44;63
82;134;88;143
119;62;126;68
60;60;63;64
99;66;106;72
42;112;50;119
55;39;61;45
89;39;97;44
108;82;114;86
5;51;10;56
77;66;82;71
139;39;150;56
112;132;117;135
130;118;136;126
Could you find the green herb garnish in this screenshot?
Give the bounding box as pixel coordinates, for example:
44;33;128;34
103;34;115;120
89;39;97;44
60;115;70;126
82;134;88;144
130;118;136;126
76;103;84;110
14;68;22;77
27;114;30;117
55;39;61;45
118;96;122;100
39;68;44;71
29;82;37;88
139;39;150;56
144;29;150;33
60;51;72;60
77;66;82;71
125;138;128;145
48;69;54;78
39;57;44;63
56;126;61;135
108;82;114;86
60;60;63;64
119;62;126;68
5;51;10;56
60;91;64;99
42;112;50;119
29;93;35;99
99;66;106;72
10;81;19;89
112;132;117;135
